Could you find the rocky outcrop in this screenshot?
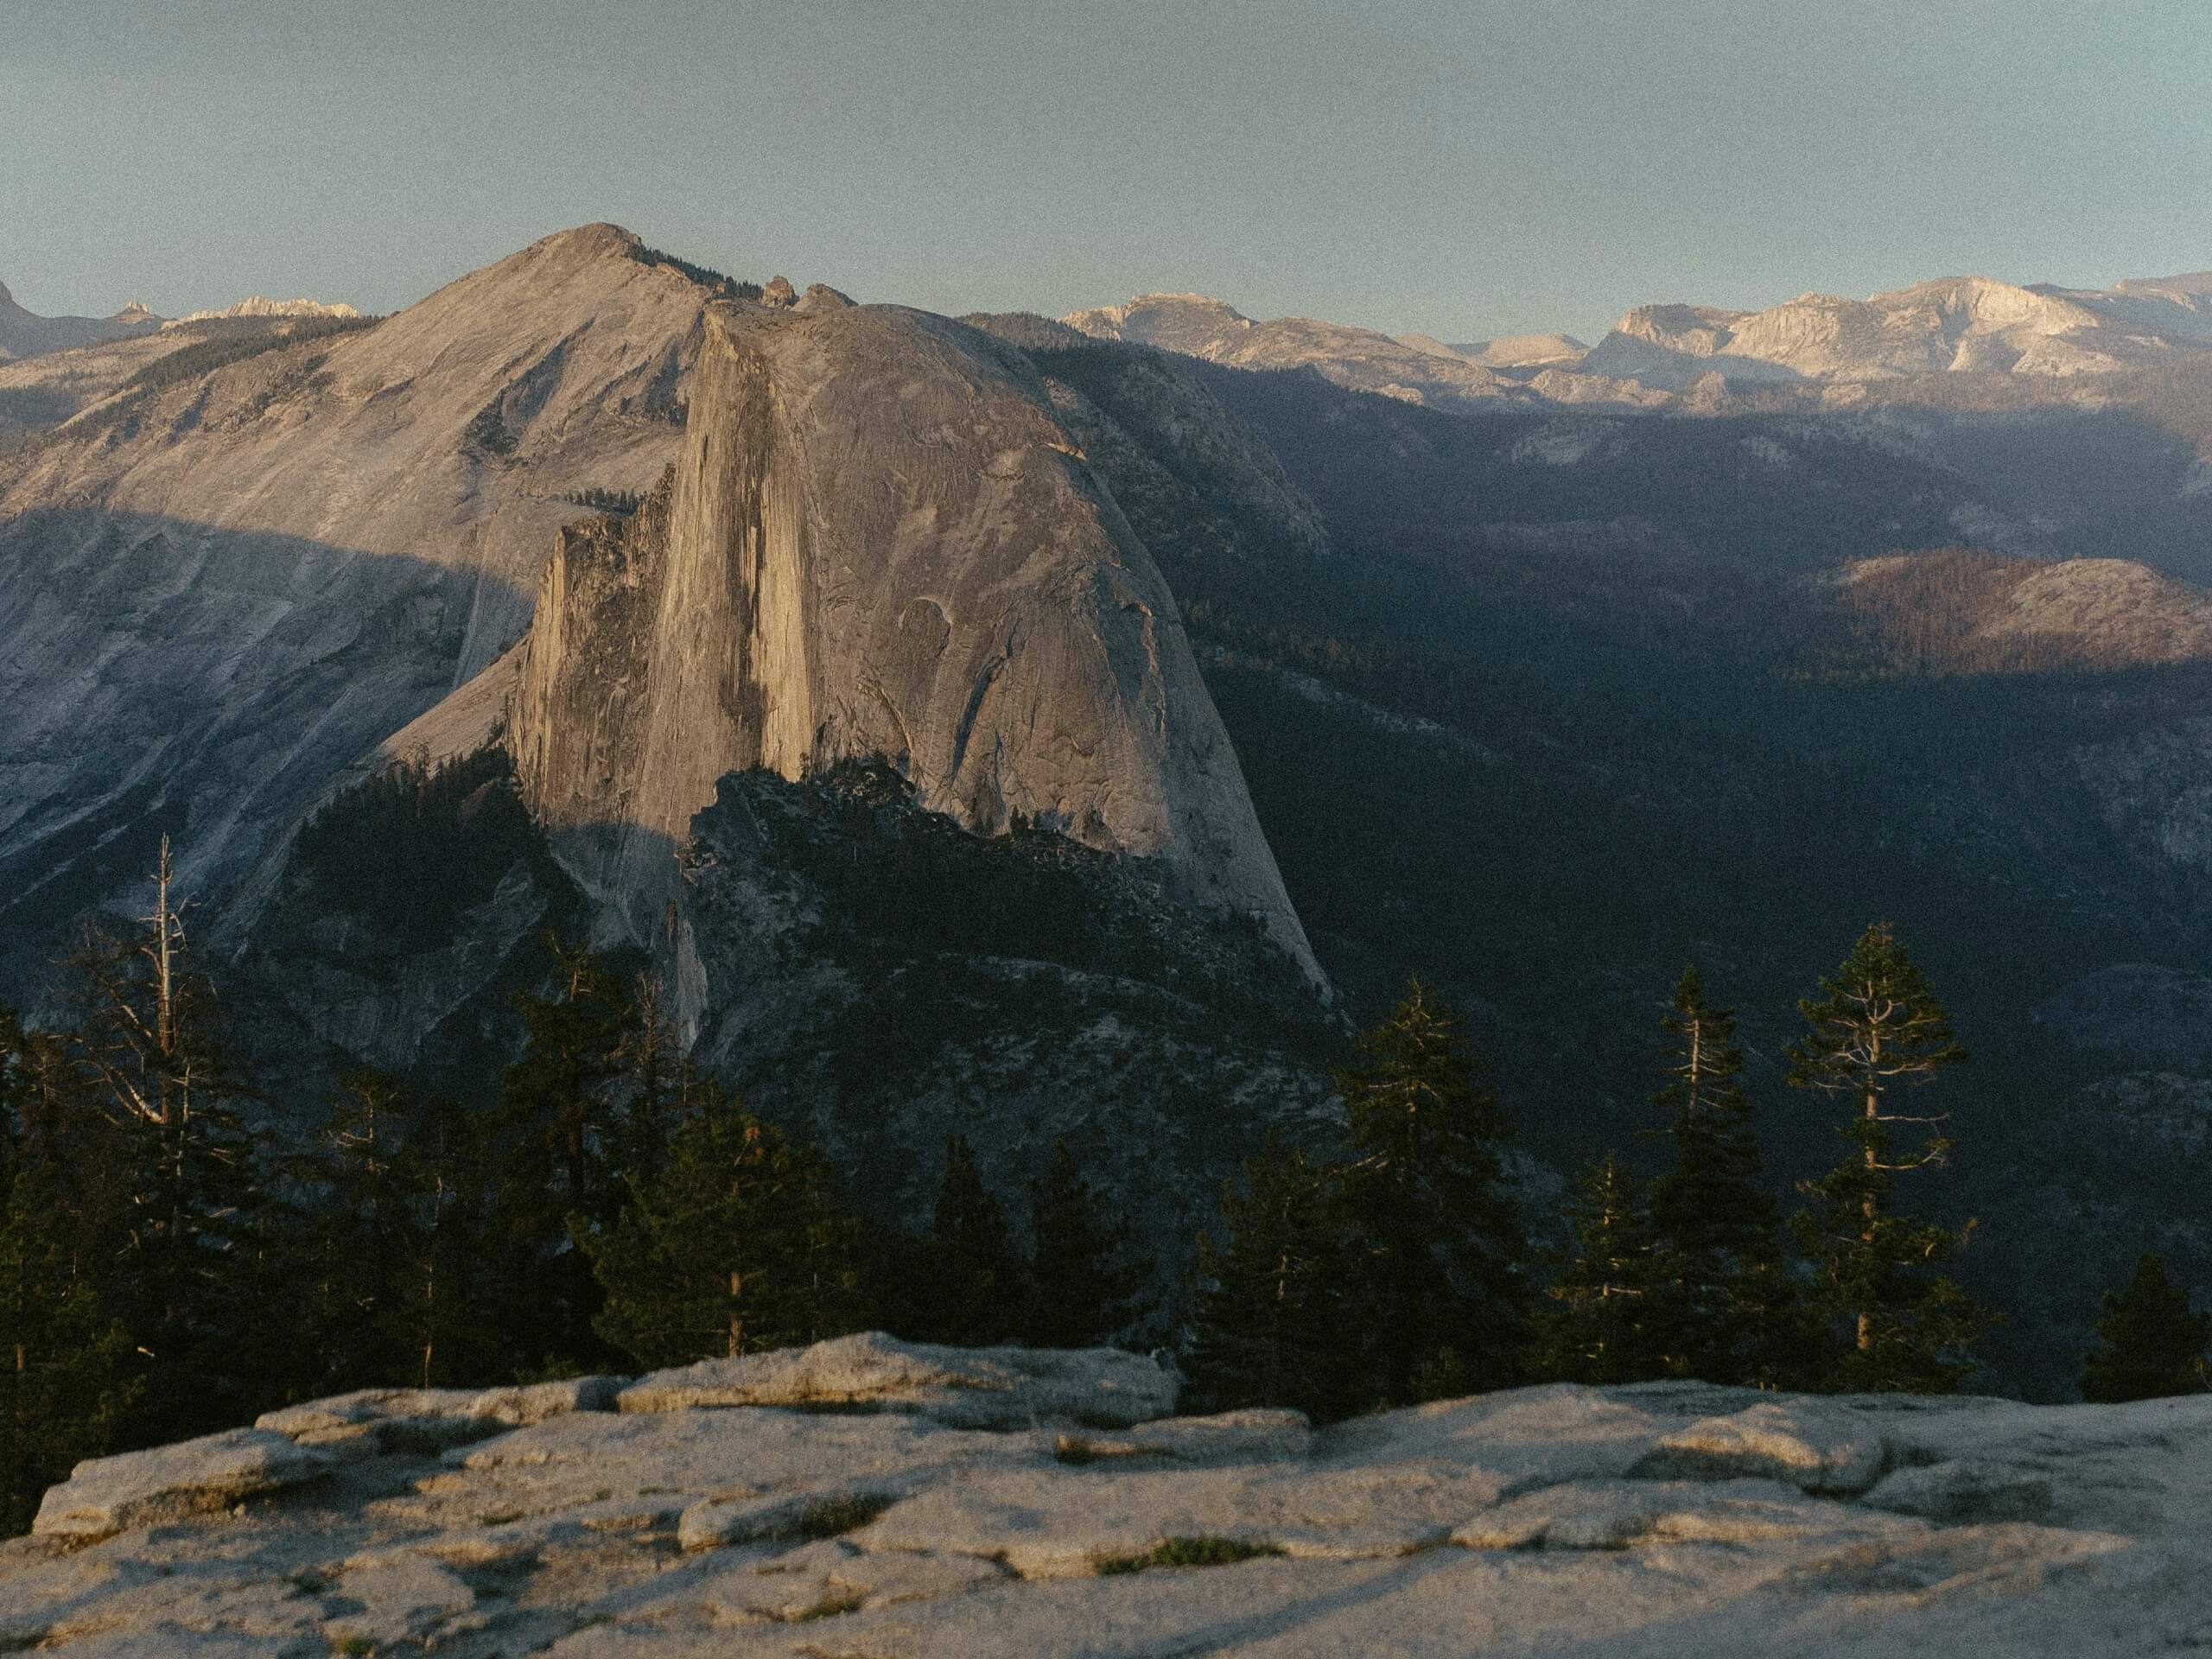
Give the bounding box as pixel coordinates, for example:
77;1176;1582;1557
508;296;1319;981
616;1332;1177;1427
12;1338;2212;1653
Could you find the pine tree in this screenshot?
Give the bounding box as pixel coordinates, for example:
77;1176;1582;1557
285;1071;500;1395
0;1005;135;1534
912;1135;1026;1345
588;1088;868;1367
0;1163;136;1533
487;941;635;1368
1335;978;1529;1402
1533;1156;1668;1385
1022;1140;1150;1350
1645;966;1788;1383
1787;922;1993;1393
62;841;268;1442
390;1091;502;1388
1184;1136;1364;1419
2081;1253;2209;1403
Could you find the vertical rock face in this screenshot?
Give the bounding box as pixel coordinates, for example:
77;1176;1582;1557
509;299;1319;982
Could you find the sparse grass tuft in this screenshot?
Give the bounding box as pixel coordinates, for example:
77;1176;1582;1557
790;1592;865;1622
797;1491;898;1540
1052;1433;1100;1465
1093;1535;1284;1575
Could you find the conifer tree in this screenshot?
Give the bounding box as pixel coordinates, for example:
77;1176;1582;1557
1788;922;1993;1393
0;1162;136;1532
63;841;268;1441
1335;978;1529;1401
1646;966;1788;1383
588;1088;868;1367
1533;1155;1668;1385
2081;1253;2209;1403
0;1005;135;1534
286;1071;499;1394
913;1135;1026;1345
487;941;635;1367
1021;1140;1150;1349
391;1090;502;1388
1184;1136;1363;1419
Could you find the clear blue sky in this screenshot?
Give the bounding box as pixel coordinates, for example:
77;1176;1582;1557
4;0;2207;342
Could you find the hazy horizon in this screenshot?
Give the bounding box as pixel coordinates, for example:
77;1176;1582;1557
6;0;2209;342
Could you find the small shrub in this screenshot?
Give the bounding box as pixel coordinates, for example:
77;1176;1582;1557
791;1592;864;1622
1093;1535;1283;1575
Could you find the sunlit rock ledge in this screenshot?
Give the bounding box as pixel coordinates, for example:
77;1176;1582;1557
7;1331;2210;1656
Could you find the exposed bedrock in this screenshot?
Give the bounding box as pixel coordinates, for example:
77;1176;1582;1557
510;298;1319;985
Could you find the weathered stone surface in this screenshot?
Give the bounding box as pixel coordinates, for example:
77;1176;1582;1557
10;1359;2212;1654
508;295;1320;986
1630;1398;1896;1493
1861;1456;2057;1523
469;1375;630;1427
323;1553;476;1649
32;1427;334;1542
1449;1478;1917;1550
1048;1408;1314;1466
253;1376;626;1458
617;1332;1177;1428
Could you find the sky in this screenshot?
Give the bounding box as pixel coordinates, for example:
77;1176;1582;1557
4;0;2209;344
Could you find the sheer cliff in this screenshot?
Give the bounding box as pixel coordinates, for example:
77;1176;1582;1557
0;225;713;990
507;296;1320;988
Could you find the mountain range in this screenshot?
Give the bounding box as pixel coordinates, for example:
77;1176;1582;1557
0;279;161;361
11;228;2212;1395
1064;268;2212;409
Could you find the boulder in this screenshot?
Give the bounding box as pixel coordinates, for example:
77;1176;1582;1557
617;1332;1177;1429
1629;1400;1893;1494
255;1376;626;1456
33;1427;335;1542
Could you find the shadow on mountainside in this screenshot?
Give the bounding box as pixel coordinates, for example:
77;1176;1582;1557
0;507;532;1007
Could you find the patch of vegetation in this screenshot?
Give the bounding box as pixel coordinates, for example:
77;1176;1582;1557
714;759;1332;1066
790;1592;865;1622
119;313;378;397
561;486;643;515
462;401;517;460
797;1491;898;1540
626;243;763;302
289;747;543;947
1093;1536;1283;1575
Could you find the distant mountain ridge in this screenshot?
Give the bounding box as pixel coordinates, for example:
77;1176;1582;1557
1061;292;1529;409
0;279;163;361
165;295;360;326
1064;265;2212;410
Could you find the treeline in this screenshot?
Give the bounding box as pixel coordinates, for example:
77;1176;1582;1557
625;244;762;303
118;313;381;399
560;486;643;515
3;849;2208;1538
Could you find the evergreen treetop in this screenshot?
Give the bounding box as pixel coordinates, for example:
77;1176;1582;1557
1023;1140;1151;1350
2081;1253;2209;1403
1787;923;1990;1393
1334;977;1530;1401
1533;1155;1668;1386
